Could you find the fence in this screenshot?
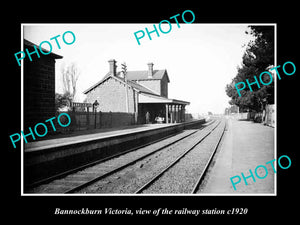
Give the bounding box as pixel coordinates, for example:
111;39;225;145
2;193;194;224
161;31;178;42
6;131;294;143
235;104;275;127
55;111;135;134
237;112;251;120
264;104;275;127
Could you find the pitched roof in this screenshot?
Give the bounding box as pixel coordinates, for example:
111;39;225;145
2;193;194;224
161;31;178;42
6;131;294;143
83;73;189;105
139;92;190;105
24;39;63;59
126;80;160;96
83;72;111;94
116;69;170;82
83;73;160;96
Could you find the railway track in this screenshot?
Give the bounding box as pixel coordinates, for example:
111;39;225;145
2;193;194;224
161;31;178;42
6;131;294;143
27;118;225;194
136;119;226;194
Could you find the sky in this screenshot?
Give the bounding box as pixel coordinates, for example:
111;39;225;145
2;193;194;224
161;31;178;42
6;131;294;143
23;24;254;115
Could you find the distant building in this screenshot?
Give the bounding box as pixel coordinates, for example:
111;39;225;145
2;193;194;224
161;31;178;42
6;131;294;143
24;39;63;129
83;59;189;124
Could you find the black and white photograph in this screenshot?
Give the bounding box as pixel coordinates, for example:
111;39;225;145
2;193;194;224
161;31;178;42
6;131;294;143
5;4;298;221
20;23;276;195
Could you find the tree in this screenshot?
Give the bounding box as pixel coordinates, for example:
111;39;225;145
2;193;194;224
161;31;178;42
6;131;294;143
61;62;80;102
55;92;72;112
225;26;274;112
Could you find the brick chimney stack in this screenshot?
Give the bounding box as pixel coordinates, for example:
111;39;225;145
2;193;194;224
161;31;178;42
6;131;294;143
147;62;154;78
108;59;117;76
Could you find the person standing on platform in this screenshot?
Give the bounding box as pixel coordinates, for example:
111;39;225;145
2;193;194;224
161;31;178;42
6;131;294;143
146;111;150;124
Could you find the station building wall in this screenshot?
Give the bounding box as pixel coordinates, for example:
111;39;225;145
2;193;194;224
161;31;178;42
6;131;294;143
86;77;137;114
24;55;57;129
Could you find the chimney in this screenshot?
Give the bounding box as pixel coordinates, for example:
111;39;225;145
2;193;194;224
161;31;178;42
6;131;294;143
147;62;154;78
108;59;117;76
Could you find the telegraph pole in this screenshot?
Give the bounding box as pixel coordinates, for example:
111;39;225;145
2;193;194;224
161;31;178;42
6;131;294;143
121;62;129;113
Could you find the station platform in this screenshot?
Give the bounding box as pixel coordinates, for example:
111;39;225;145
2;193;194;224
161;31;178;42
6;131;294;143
24;119;205;186
25;123;174;153
199;117;275;194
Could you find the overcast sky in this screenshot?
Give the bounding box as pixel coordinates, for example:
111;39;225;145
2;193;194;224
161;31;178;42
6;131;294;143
24;24;254;115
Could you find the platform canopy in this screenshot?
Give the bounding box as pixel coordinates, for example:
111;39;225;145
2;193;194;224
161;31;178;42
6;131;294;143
139;93;190;105
139;93;189;124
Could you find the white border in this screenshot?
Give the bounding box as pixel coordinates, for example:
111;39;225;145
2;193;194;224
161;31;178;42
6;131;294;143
21;24;24;195
274;23;277;196
21;23;277;196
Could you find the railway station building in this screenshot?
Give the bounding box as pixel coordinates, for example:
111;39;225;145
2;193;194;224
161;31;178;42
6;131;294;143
83;59;190;124
24;39;63;129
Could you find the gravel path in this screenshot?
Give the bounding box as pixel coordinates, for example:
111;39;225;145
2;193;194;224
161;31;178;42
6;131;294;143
198;117;274;194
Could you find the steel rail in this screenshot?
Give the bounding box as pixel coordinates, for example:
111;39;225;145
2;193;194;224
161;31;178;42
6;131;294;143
64;120;217;193
135;120;222;194
191;120;226;193
26;120;216;192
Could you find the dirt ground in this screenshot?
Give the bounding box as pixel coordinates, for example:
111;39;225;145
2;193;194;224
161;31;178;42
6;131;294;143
199;117;275;194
